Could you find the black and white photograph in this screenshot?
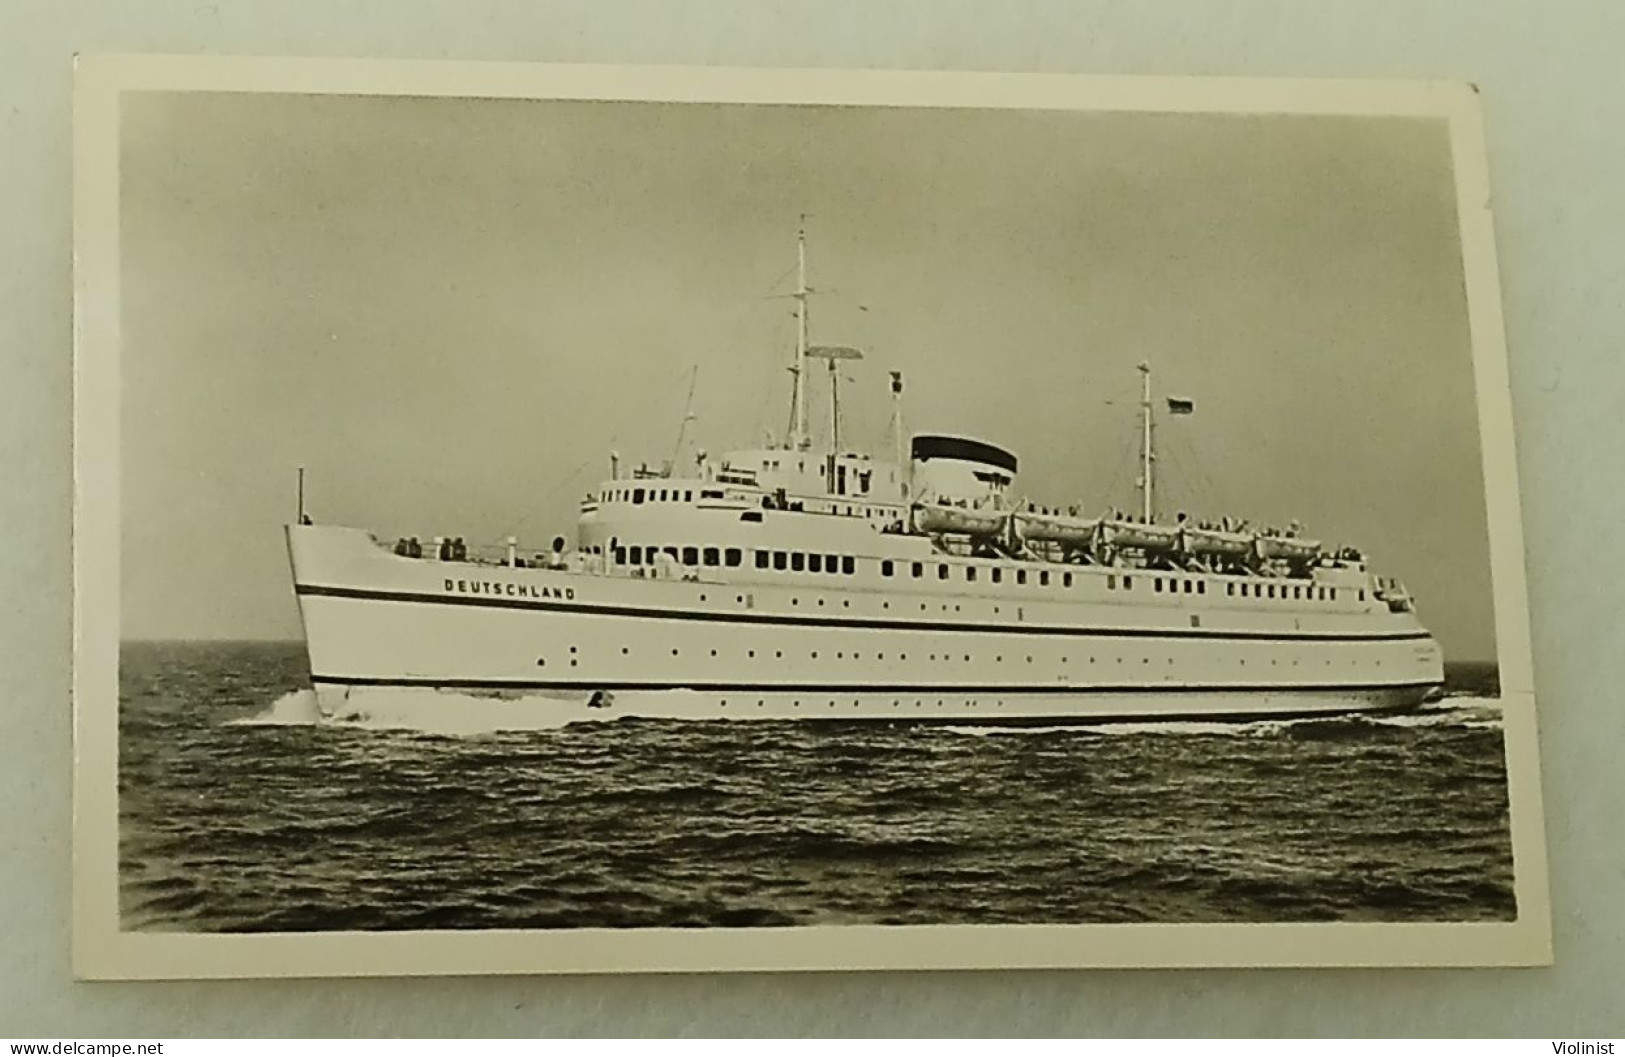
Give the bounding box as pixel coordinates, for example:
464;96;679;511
73;58;1550;976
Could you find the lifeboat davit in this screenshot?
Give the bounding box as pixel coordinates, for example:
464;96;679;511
1014;511;1101;546
913;502;1008;539
1179;526;1253;557
1097;518;1180;553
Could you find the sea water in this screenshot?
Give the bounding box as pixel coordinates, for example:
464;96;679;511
118;641;1516;931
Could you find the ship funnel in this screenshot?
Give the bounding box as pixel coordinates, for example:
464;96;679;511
910;435;1018;509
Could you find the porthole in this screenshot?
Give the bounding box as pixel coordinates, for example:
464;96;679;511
621;647;629;655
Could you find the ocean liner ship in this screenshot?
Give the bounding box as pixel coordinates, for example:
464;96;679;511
286;227;1444;724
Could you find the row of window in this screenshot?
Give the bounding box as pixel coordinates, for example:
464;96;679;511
880;559;1074;589
546;645;1382;666
608;544;1363;603
755;550;858;575
599;486;726;505
616;544;744;569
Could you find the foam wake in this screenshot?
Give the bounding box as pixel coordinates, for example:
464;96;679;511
942;697;1505;738
231;687;596;736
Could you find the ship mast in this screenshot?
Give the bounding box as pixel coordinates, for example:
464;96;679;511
1139;361;1155;522
789;217;811;451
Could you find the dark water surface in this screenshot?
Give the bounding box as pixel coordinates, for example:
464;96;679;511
119;641;1515;931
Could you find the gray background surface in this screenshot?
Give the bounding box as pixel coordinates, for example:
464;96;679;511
3;0;1621;1037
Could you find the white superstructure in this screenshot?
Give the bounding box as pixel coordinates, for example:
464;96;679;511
286;225;1443;724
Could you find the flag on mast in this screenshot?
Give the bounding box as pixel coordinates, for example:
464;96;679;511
1166;396;1195;415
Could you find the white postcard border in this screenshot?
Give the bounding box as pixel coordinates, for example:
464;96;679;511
72;54;1551;979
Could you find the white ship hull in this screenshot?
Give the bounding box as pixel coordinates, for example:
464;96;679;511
289;524;1444;725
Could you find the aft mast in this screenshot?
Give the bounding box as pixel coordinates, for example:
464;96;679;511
1138;361;1155;522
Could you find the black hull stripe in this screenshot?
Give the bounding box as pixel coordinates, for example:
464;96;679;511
294;584;1434;644
311;676;1440;695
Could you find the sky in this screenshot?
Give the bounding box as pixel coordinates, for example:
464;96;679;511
119;91;1497;660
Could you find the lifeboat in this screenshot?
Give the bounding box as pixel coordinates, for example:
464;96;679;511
1179;525;1253;557
912;502;1009;539
1254;534;1322;562
1014;511;1101;546
1097;518;1180;553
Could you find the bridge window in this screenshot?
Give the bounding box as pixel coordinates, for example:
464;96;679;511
1359;589;1366;601
1123;576;1133;591
1017;570;1028;586
773;551;787;571
755;551;769;569
881;560;894;577
966;566;977;583
681;546;698;566
842;556;855;575
826;554;839;574
1108;575;1117;589
1063;573;1073;588
702;547;719;567
1197;581;1206;595
613;546;626;565
725;548;742;568
628;545;642;565
632;488;645;505
1154;578;1163;593
791;552;805;572
911;562;923;578
938;564;949;581
809;553;823;573
992;568;1003;584
1183;580;1193;594
1039;571;1050;587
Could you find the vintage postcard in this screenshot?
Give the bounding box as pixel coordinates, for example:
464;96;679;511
73;56;1550;977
